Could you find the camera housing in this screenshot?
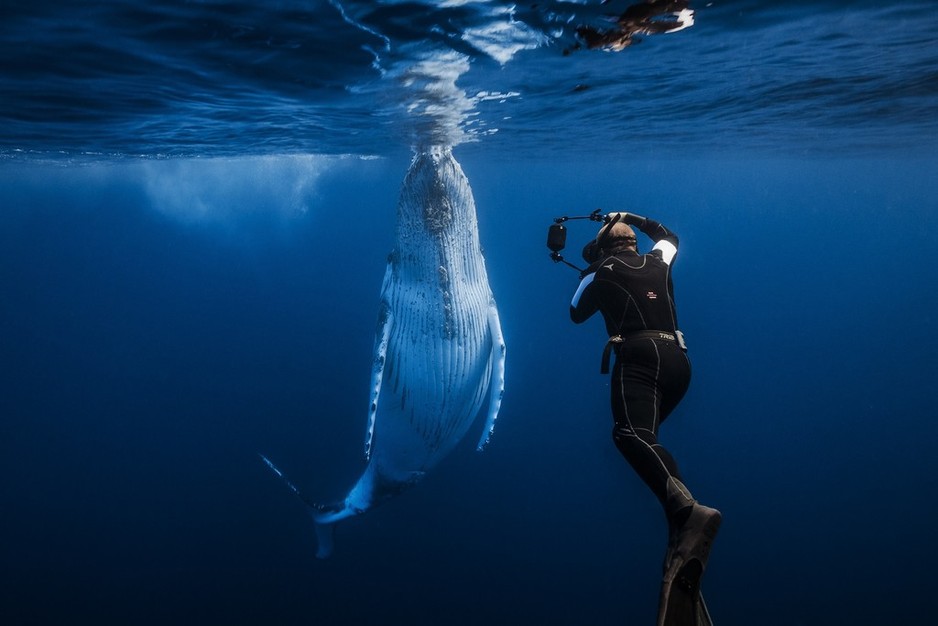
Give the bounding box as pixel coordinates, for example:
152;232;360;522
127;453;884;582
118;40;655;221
547;223;567;253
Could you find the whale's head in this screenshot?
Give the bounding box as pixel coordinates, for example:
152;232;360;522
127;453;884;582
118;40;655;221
396;147;478;243
388;146;489;338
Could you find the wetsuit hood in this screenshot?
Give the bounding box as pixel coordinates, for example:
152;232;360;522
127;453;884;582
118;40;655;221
582;238;638;264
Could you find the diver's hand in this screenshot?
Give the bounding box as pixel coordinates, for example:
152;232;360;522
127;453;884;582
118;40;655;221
607;211;647;226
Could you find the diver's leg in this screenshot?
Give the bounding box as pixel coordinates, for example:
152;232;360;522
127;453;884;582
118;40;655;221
612;398;696;527
610;340;689;519
611;341;719;581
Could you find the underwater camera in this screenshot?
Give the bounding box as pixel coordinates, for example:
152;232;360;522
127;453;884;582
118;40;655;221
546;209;622;272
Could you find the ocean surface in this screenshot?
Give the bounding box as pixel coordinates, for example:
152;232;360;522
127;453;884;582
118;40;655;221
1;1;937;625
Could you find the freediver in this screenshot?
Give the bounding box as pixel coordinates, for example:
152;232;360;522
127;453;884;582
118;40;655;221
570;0;693;53
569;212;720;623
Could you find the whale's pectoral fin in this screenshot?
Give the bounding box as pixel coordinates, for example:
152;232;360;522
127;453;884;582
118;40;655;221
365;284;394;460
259;453;302;496
476;298;506;451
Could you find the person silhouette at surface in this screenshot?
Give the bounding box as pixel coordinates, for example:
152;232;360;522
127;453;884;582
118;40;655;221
569;212;721;597
572;0;694;52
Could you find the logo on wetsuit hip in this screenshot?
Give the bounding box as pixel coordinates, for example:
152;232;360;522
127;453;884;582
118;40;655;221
646;291;658;300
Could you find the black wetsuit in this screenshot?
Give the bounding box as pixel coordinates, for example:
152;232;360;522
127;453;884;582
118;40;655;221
570;217;692;522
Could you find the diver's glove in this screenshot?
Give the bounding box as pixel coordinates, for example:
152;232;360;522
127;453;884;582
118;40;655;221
607;211;647;227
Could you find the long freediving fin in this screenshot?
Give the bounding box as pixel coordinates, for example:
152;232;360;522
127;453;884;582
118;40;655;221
697;591;714;626
657;570;714;625
659;559;703;626
658;503;722;625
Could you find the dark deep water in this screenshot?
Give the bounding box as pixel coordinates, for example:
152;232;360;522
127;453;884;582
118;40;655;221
2;2;938;625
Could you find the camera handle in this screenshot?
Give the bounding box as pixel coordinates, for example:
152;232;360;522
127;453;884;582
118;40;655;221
549;250;585;273
547;209;611;274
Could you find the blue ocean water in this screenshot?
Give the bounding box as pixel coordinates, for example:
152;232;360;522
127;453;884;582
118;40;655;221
1;1;937;625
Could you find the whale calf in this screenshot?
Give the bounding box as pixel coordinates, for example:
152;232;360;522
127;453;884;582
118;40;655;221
267;146;506;558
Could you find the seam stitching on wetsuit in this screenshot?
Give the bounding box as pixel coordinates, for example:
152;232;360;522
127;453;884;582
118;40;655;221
607;281;646;331
612;254;646;271
651;339;661;432
614;339;673;483
618;362;631;428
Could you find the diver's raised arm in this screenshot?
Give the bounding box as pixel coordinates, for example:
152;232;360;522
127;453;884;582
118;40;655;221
607;212;677;245
607;212;678;265
570;270;598;324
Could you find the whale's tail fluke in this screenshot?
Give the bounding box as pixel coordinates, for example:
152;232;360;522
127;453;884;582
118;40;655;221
259;453;346;559
308;504;340;559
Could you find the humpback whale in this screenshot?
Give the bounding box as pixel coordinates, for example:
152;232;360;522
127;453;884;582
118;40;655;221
267;146;506;558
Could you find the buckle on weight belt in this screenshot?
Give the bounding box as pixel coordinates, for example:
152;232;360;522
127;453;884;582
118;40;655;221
601;335;624;374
